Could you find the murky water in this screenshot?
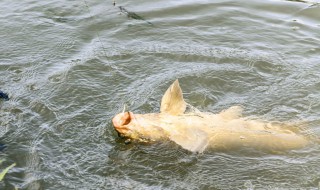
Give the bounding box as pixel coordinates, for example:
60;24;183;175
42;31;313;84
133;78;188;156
1;0;320;189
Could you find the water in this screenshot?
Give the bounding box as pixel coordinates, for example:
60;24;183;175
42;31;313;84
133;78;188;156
0;0;320;189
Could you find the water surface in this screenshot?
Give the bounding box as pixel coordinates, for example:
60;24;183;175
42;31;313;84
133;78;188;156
1;0;320;189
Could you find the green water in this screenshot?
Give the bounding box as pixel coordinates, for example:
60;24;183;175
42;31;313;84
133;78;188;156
0;0;320;189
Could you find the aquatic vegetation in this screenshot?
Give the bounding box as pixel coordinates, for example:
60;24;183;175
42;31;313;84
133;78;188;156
0;160;16;181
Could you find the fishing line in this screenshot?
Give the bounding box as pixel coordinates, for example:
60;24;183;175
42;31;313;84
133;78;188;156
82;0;118;74
82;0;108;56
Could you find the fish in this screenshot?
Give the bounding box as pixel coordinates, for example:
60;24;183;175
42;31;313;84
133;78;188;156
112;79;309;153
118;6;153;25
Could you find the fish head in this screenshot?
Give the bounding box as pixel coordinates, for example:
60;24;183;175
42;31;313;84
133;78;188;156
112;111;135;138
112;111;168;142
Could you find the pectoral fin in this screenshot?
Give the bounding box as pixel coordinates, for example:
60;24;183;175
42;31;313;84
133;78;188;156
160;79;186;115
169;128;209;153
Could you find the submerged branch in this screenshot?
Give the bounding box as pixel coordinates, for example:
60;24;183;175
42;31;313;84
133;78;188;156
118;6;153;25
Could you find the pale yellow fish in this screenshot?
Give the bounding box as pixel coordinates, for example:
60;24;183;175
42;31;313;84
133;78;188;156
112;79;309;153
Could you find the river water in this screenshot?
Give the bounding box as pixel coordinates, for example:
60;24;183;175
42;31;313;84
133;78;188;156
0;0;320;189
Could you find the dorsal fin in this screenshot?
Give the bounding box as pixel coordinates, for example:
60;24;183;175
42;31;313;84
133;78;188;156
160;79;186;115
219;106;243;120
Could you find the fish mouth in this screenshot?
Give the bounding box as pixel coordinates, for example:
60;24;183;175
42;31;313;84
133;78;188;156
112;111;133;136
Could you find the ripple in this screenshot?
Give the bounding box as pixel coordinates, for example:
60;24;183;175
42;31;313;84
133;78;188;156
1;0;320;189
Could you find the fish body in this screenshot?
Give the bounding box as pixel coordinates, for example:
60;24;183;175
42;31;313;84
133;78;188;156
112;80;308;153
